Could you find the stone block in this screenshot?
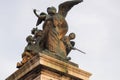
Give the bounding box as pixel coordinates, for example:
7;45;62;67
6;53;92;80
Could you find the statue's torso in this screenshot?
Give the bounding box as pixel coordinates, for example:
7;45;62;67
42;13;68;57
53;14;68;39
43;13;68;39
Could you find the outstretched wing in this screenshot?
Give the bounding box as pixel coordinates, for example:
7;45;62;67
58;0;83;18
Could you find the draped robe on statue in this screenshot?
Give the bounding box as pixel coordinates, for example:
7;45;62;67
43;14;68;58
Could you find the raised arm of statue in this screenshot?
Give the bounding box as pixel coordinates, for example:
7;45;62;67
33;9;47;26
33;9;40;18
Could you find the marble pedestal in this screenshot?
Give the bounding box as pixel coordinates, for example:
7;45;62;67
6;53;92;80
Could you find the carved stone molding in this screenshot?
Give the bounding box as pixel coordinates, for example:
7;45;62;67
6;53;92;80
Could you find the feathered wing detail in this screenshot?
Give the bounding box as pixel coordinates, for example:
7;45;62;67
58;0;83;18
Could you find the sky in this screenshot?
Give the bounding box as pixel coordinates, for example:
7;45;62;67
0;0;120;80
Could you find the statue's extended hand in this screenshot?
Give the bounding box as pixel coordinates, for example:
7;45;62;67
33;9;36;13
33;9;40;18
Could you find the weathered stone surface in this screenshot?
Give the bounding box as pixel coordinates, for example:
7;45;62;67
6;53;92;80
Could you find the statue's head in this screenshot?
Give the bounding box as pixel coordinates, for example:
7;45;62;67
31;28;38;35
69;33;76;40
26;35;34;43
47;6;57;15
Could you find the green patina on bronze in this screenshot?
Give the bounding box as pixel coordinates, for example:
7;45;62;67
17;0;83;68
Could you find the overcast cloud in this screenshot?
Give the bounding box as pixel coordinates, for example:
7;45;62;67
0;0;120;80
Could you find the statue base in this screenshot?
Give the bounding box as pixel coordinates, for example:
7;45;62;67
6;53;92;80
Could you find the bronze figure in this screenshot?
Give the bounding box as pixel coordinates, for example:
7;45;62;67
34;0;83;57
17;0;83;68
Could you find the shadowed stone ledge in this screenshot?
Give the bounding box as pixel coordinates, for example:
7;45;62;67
6;53;92;80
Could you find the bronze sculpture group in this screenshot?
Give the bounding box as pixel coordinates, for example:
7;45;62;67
17;0;83;68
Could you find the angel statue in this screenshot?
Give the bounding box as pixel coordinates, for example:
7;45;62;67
17;0;83;68
33;0;83;58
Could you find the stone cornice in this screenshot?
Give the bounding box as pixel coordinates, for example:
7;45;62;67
6;53;92;80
